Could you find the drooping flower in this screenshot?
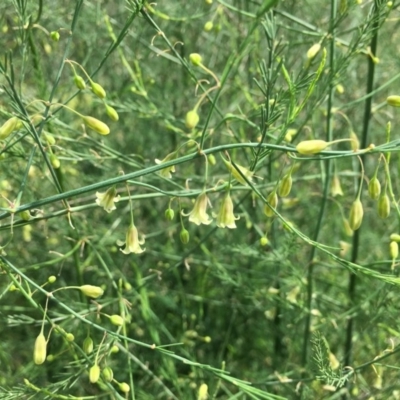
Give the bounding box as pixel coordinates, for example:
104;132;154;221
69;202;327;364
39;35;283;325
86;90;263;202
155;151;177;178
216;193;239;229
95;186;120;213
117;223;145;254
186;192;212;226
222;158;253;186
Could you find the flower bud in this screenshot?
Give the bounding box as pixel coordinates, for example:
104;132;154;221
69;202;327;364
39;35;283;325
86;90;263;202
204;21;213;31
48;275;57;283
89;364;100;383
91;81;106;99
33;332;47;365
0;117;20;140
390;241;399;260
82;116;110;135
102;366;114;382
189;53;202;66
264;191;278;217
80;285;104;298
180;228;190;244
110;345;119;353
330;174;343;197
46;354;55;362
387;95;400;107
390;234;400;242
165;208;175;221
278;173;292;197
119;382;130;393
207;154;216;166
50;31;60;42
19;210;31;221
368;176;381;199
198;383;208;400
74;75;86;90
185;110;200;129
306;43;321;59
296;139;329;155
44;132;56;145
83;336;94;354
105;104;119;121
349;199;363;231
260;236;269;246
109;315;124;326
377;193;390;219
66;333;75;342
350;131;359;151
50;154;60;169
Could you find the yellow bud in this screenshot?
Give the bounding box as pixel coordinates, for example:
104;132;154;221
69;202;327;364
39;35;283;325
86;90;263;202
204;21;213;32
264;191;278;217
34;332;47;365
336;84;344;94
44;132;56;145
80;284;104;298
368;176;381;199
110;345;119;353
105;104;119;121
91;81;106;99
48;275;57;283
349;199;363;231
296;140;329;155
0;117;20;140
260;236;269;246
83;336;94;354
377;193;390;219
89;364;100;383
74;75;86;90
180;228;190;244
189;53;202;66
119;382;130;393
306;43;321;59
342;218;353;237
350;131;359;151
66;333;75;342
50;154;61;169
198;383;208;400
387;95;400;107
109;315;124;326
390;234;400;242
185;110;200;129
390;241;399;260
102;367;114;382
278;173;292;197
207;154;216;166
82;116;110;135
50;31;60;42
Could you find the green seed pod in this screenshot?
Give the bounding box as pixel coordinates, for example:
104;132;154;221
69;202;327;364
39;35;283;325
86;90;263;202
204;21;213;32
296;140;329;155
189;53;202;66
185;110;200;129
368;176;381;200
119;382;130;393
306;43;321;60
82;116;110;135
180;228;190;244
83;336;94;354
165;208;175;221
109;315;124;326
50;154;61;169
387;95;400;107
33;332;47;365
80;285;104;298
377;193;390;219
89;364;100;383
264;191;278;217
74;75;86;90
66;333;75;342
102;367;114;382
50;31;60;42
390;233;400;242
0;117;20;140
19;210;31;221
278;173;292;197
349;199;363;231
390;241;399;260
105;104;119;121
91;81;106;99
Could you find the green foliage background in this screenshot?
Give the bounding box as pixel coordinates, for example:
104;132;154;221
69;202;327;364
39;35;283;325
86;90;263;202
1;0;400;399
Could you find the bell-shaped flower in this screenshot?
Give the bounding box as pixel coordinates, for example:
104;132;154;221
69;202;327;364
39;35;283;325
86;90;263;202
155;151;177;178
117;223;145;254
216;193;239;229
95;186;120;213
185;191;212;226
222;158;253;186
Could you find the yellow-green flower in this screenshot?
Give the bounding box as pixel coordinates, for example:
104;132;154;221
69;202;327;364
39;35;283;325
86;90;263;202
117;223;145;254
216;194;239;229
187;192;212;226
95;186;120;213
222;158;253;185
155;151;177;178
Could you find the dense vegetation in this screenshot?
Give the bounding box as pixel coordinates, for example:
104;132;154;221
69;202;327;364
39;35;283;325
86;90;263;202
1;0;400;399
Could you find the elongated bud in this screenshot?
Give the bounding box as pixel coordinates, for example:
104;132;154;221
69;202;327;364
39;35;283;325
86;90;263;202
34;332;47;365
109;314;124;326
306;43;321;59
82;116;110;135
165;208;175;221
350;131;359;151
377;193;390;219
105;104;119;121
208;154;216;166
342;218;353;237
198;383;208;400
390;233;400;242
83;336;94;354
44;132;56;145
119;382;130;393
89;364;100;383
50;154;61;169
91;81;106;99
185;110;200;129
387;95;400;107
74;75;86;90
296;140;329;155
80;285;104;298
102;367;114;382
330;174;343;197
368;176;381;199
390;241;399;260
0;117;20;140
180;228;190;244
189;53;202;66
278;173;292;197
349;199;363;231
264;191;278;217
